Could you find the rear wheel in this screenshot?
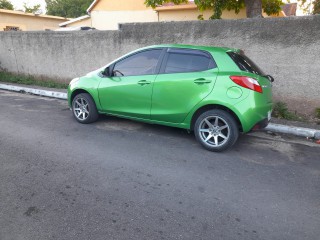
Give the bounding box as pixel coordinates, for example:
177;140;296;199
72;93;99;124
194;109;239;152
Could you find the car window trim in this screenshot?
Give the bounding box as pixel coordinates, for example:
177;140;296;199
159;48;217;75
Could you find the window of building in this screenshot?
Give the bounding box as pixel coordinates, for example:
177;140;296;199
4;26;20;31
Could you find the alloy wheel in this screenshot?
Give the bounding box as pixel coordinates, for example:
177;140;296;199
198;116;230;147
73;97;90;121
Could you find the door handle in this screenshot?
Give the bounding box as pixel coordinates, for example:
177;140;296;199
193;78;212;84
137;80;151;86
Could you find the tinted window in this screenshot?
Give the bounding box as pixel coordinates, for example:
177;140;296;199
113;49;162;76
228;52;265;76
164;50;216;74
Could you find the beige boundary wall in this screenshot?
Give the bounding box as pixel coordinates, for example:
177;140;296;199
90;10;158;30
86;0;283;30
0;16;319;114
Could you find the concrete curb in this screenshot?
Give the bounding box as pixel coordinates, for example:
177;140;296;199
1;83;319;140
0;83;67;100
265;124;320;140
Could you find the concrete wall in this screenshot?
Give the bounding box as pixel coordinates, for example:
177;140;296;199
0;16;319;114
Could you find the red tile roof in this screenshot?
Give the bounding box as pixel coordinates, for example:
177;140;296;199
281;3;297;16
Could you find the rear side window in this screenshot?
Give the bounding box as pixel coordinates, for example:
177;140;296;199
164;49;216;74
227;52;265;76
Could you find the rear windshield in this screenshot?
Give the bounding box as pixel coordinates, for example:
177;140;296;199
227;52;265;76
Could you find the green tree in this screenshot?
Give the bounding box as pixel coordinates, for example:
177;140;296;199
23;3;41;14
145;0;283;19
0;0;14;10
296;0;313;14
314;0;320;14
290;0;320;15
45;0;92;18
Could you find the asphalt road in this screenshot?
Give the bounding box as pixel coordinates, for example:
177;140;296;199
0;90;319;240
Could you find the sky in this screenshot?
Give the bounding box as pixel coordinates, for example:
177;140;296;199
10;0;46;12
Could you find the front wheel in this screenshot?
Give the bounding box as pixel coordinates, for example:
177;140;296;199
194;110;239;152
72;93;99;124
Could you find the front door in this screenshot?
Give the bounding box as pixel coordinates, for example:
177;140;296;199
98;49;164;119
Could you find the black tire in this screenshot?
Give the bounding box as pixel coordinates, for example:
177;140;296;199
194;109;239;152
72;93;99;124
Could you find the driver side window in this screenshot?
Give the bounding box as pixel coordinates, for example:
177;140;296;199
113;49;162;77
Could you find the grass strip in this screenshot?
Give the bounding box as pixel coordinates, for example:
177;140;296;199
0;71;68;89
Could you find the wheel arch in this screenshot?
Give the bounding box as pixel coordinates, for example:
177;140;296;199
69;88;102;111
70;89;91;104
70;89;99;124
190;104;243;132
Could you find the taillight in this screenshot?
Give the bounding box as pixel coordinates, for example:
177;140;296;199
230;76;262;93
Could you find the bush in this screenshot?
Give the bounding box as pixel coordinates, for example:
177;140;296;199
272;101;300;121
315;108;320;119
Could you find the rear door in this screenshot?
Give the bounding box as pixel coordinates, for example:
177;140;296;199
151;48;218;123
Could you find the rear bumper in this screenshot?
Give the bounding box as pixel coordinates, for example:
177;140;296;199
233;97;272;132
250;117;270;131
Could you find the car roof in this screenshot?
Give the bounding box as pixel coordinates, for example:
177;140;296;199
143;44;239;53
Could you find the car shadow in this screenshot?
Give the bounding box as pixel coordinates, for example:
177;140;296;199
95;115;194;140
94;115;258;151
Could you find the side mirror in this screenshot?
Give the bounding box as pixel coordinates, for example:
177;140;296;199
102;67;111;77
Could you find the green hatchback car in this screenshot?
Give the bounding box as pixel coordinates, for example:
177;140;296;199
68;44;273;152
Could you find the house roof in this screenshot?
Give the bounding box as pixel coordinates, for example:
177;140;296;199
87;0;99;13
59;15;90;27
0;9;68;20
281;3;297;16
